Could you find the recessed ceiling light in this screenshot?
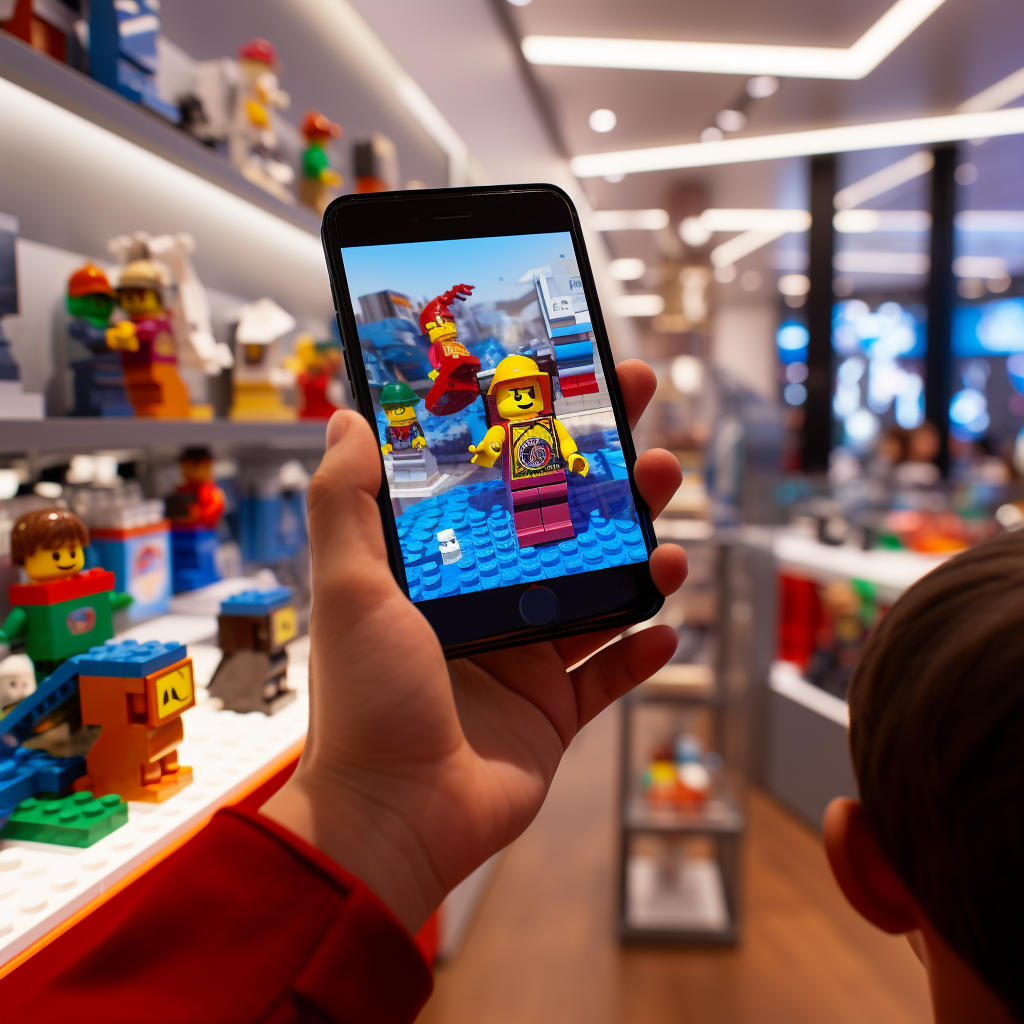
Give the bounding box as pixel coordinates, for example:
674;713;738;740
590;209;669;231
603;173;626;183
613;294;665;317
778;273;811;296
954;163;978;185
522;0;947;80
700;126;724;143
833;251;930;275
589;108;617;133
506;0;533;6
716;109;746;132
570;107;1024;177
747;76;779;98
608;257;647;280
680;217;713;246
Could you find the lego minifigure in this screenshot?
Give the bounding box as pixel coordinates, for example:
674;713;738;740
468;355;589;547
73;639;194;802
420;284;482;417
166;447;225;593
437;529;462;565
230;39;295;205
353;133;399;193
0;653;35;720
105;259;192;418
208;587;298;715
299;110;343;215
65;263;133;417
380;381;438;484
230;297;298;421
288;334;343;419
0;509;132;678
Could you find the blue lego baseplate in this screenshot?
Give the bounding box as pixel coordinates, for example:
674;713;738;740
220;586;294;617
0;746;86;814
397;452;649;603
77;639;186;678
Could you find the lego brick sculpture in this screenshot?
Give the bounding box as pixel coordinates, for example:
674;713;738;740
208;588;298;715
66;263;133;416
468;355;589;547
74;640;194;802
166;447;225;592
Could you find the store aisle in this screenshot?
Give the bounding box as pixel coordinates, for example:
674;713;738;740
418;705;930;1024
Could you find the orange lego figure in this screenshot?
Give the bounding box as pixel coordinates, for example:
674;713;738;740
419;284;481;417
468;354;589;547
73;640;195;802
105;259;191;418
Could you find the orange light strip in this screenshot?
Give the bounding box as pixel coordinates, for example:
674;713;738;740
0;738;304;981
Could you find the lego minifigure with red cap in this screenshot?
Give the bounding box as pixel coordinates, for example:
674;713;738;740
230;38;295;204
66;263;133;417
299;110;343;215
420;284;482;417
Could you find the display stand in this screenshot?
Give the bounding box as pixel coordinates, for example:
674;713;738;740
617;533;746;943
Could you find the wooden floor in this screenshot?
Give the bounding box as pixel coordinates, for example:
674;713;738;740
418;704;931;1024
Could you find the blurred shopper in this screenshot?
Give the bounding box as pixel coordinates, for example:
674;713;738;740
825;531;1024;1024
0;362;687;1023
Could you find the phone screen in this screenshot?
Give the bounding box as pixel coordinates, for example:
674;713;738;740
340;230;649;605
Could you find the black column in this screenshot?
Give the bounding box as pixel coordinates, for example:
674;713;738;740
802;153;837;473
926;144;957;475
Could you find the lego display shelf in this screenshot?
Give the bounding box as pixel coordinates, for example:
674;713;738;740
0;417;328;455
0;661;309;974
0;32;321;239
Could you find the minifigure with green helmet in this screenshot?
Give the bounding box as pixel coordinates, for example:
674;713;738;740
379;381;426;455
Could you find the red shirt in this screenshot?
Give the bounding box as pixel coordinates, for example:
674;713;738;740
0;807;433;1023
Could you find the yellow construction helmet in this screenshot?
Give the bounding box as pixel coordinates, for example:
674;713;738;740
487;354;543;395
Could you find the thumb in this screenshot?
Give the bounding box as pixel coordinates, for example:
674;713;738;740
308;409;395;604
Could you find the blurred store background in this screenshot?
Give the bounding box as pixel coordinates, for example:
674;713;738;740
2;0;1023;1020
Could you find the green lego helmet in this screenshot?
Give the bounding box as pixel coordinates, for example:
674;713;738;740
379;381;418;407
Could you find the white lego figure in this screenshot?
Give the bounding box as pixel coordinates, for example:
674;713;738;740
0;653;36;716
437;529;462;565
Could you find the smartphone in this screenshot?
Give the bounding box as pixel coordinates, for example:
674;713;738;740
321;184;663;658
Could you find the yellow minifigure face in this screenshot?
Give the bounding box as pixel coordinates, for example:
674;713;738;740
384;405;417;426
23;544;85;582
118;288;163;316
181;458;213;485
424;316;457;345
495;378;545;421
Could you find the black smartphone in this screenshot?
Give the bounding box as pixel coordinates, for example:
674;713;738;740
321;184;663;658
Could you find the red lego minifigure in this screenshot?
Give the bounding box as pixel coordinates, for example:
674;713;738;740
419;284;481;417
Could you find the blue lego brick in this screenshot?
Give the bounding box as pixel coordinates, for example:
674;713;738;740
171;526;221;593
553;341;594;362
395;475;649;603
220;586;293;617
550;322;593;338
77;639;186;679
0;747;87;812
0;657;83;743
239;492;307;564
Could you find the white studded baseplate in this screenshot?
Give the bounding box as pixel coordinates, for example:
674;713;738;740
0;653;309;969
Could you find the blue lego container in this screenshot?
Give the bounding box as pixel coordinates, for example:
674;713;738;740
239;492;307;564
90;521;172;621
171;525;221;593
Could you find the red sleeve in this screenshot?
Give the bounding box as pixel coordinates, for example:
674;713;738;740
0;806;433;1024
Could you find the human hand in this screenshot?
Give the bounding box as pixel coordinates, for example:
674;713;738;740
412;436;426;449
105;321;138;352
261;360;687;934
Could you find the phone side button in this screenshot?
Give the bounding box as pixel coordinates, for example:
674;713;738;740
519;586;559;627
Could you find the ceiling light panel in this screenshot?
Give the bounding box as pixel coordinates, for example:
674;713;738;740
590;209;669;231
523;0;946;80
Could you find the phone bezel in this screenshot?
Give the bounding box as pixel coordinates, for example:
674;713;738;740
320;183;664;659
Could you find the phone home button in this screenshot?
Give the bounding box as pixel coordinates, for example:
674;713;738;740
519;586;559;627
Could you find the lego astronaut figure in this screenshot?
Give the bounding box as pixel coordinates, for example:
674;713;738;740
419;284;481;416
380;381;438;484
469;355;589;547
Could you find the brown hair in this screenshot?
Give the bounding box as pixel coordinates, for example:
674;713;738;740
11;508;90;565
848;531;1024;1020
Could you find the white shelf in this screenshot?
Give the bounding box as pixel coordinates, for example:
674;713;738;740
769;661;849;728
625;856;730;934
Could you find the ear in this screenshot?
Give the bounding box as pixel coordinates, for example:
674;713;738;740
823;797;921;934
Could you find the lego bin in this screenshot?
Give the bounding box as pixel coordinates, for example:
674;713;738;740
89;520;172;621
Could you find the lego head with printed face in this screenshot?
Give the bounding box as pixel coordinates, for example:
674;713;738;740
379;381;420;426
116;260;165;317
180;446;214;486
12;508;90;583
419;285;475;345
488;355;549;422
67;264;116;327
0;653;36;710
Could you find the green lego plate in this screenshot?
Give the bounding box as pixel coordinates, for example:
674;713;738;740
0;791;127;848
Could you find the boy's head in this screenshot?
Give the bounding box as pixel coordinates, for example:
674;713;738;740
826;531;1024;1021
12;508;90;582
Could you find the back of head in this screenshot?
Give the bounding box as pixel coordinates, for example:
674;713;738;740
848;531;1024;1019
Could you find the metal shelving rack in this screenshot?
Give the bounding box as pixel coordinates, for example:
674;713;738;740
617;531;747;943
